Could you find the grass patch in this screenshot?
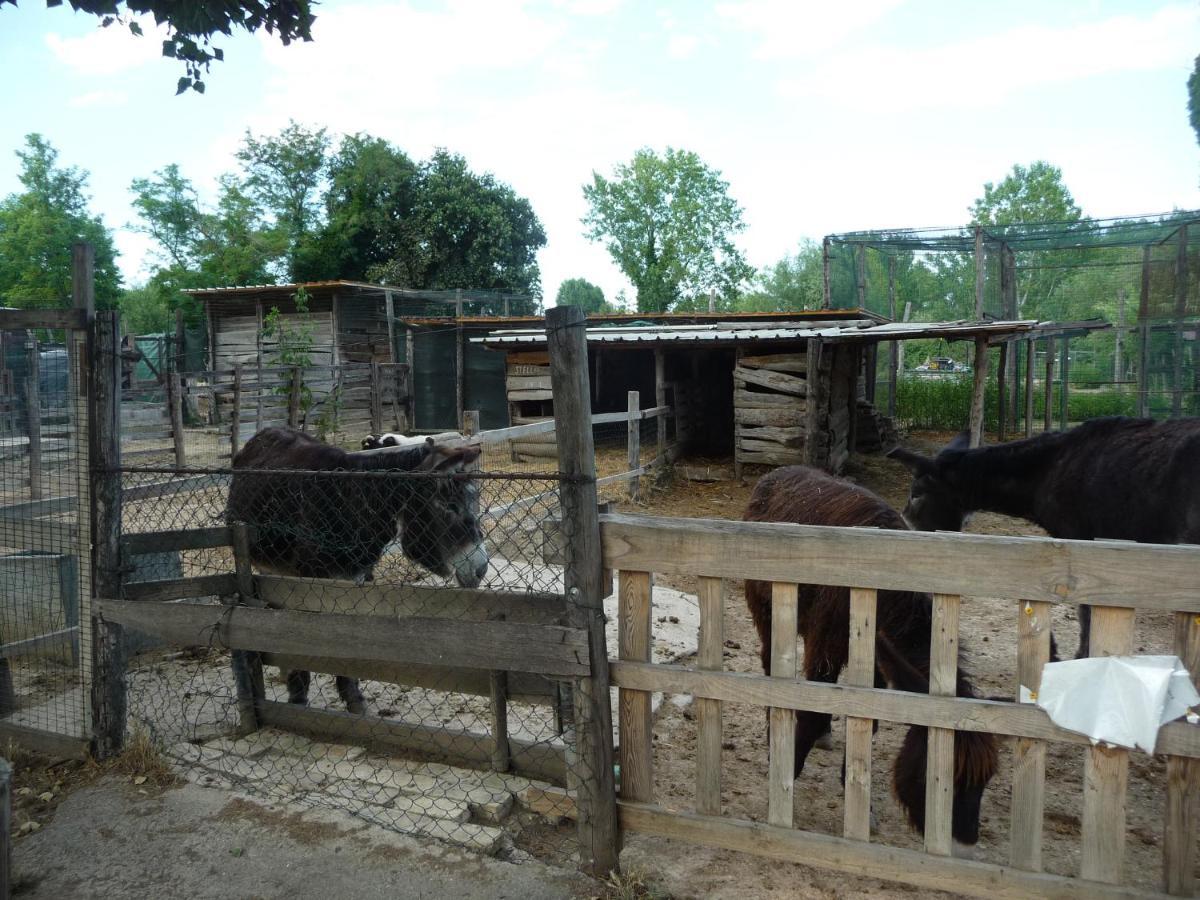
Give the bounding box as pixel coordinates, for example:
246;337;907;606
106;728;178;789
589;868;673;900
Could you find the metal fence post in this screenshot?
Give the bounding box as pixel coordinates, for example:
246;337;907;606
547;305;620;877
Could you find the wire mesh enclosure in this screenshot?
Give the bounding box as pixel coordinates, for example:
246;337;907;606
112;449;596;861
826;211;1200;424
0;323;91;751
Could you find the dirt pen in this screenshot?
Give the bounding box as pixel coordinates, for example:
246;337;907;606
1;257;1200;897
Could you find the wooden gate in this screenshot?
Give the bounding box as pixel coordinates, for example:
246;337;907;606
603;512;1200;898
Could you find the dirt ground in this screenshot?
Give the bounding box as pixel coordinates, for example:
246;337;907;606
608;431;1180;899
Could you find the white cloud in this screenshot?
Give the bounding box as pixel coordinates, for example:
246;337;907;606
45;16;165;76
780;4;1200;108
549;0;625;15
715;0;905;59
667;34;700;60
67;89;128;109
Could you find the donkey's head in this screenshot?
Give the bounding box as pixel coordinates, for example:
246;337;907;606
396;440;489;588
886;432;972;532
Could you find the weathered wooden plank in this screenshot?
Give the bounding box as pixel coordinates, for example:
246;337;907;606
607;661;1200;759
599;514;1200;610
619;570;653;803
97;598;589;676
738;353;806;373
696;576;724;816
1165;610;1200;894
259;700;564;786
1011;599;1052;871
738;437;804;454
256;575;567;626
768;582;797;828
734;366;807;397
734;390;804;412
844;587;876;841
122;574;237;603
925;593;959;856
617;802;1162;900
260;652;557;704
506;350;550;366
1081;606;1135;883
627;390;641;500
734;407;804;427
734;424;804;443
506;375;553;392
122;527;233;555
507;389;554;401
0;308;87;330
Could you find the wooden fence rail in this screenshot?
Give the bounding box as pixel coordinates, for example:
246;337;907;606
602;512;1200;898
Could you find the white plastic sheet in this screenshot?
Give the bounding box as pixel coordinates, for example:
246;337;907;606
1021;656;1200;752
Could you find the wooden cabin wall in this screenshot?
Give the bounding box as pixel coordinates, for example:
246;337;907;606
335;294;392;364
733;346;808;471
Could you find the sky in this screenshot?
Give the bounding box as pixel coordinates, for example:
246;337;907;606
1;0;1198;306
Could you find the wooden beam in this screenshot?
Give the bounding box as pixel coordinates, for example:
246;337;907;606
122;526;233;556
767;582;797;828
122;574;237;603
1137;245;1152;418
924;593;959;856
618;570;653;804
1023;338;1035;439
1043;338;1055;432
695;576;724;817
546;304;619;876
600;513;1200;611
974;225;985;319
968;336;988;448
96;598;589;677
0;308;87;330
608;661;1200;759
0;722;89;761
627;390;640;500
1010;599;1051;871
1164;610;1200;895
844;587;876;841
617;802;1162;900
259;700;564;786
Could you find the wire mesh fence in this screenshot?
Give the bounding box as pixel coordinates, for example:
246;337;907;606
827;211;1200;426
114;443;601;862
0;326;90;745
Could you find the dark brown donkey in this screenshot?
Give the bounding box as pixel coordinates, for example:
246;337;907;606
744;465;998;846
889;416;1200;658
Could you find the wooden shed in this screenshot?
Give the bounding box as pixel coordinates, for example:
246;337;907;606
475;316;1103;474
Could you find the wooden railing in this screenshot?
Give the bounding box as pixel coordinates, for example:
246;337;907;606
601;512;1200;898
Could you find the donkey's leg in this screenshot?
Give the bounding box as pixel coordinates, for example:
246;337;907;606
286;670;311;705
336;676;366;714
794;636;845;778
1075;604;1092;658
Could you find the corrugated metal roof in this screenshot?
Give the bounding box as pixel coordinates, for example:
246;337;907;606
473;319;1042;346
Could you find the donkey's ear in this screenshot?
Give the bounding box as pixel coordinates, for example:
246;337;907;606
427;444;481;473
886;446;934;476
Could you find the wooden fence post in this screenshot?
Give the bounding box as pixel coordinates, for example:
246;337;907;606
695;576;724;816
1164;611;1200;893
626;390;640;500
1043;338;1055;432
0;758;10;900
1024;338;1035;438
887;256;898;418
844;587;877;841
767;581;798;828
287;366;301;429
618;569;653;803
1137;245;1152;418
229;522;264;735
654;348;666;460
25;336;41;501
1081;607;1135;883
86;252;126;759
1011;599;1052;870
230;363;243;458
370;362;383;435
967;337;988;448
168;372;187;467
546;304;619;877
924;593;960;856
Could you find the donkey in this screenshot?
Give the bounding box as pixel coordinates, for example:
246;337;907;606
888;416;1200;658
744;465;999;847
226;427;489;713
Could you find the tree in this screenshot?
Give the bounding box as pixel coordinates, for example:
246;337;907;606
736;241;822;312
130;163;201;270
0;133;120;308
970;161;1081;226
555;278;606;313
364;149;547;312
1;0;316;94
582;147;752;313
1189;55;1200;148
236;121;329;279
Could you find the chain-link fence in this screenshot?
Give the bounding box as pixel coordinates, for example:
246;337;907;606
0;326;90;748
827;211;1200;426
113;432;604;862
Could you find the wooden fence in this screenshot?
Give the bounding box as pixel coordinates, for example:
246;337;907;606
602;512;1200;898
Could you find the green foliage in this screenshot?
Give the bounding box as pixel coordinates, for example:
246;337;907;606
582;147;752;313
237;121;329;279
263;286;315;415
1;0;316;94
0;134;121;309
555;278;606;313
736;241;822;312
118;283;171;333
970;161;1081;226
1189;55;1200;149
